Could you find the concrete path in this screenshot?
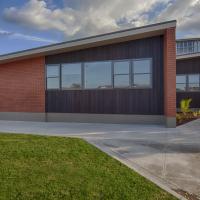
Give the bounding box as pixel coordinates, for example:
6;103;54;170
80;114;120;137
0;119;199;199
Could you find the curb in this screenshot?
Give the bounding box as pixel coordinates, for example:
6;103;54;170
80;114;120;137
86;139;187;200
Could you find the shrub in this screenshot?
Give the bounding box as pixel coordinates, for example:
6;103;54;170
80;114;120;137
180;98;192;114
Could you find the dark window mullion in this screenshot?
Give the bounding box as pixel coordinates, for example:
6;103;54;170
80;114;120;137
130;60;133;86
111;61;114;88
114;73;129;76
134;73;151;75
45;66;47;91
81;63;84;89
47;75;59;78
59;64;62;90
199;74;200;90
185;75;188;91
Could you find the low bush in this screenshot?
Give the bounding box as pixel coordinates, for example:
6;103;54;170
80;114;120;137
177;98;200;125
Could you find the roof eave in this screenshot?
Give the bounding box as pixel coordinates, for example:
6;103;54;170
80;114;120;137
176;52;200;60
0;20;176;64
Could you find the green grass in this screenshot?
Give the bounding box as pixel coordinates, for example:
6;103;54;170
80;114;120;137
0;133;177;200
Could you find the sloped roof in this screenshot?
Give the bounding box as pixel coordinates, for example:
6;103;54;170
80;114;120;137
0;20;176;64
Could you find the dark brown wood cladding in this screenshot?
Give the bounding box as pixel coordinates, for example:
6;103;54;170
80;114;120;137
46;89;162;115
177;57;200;74
45;36;164;115
176;57;200;108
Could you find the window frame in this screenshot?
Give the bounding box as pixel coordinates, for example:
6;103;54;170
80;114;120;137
45;57;153;91
176;74;200;92
113;60;131;88
131;58;153;89
46;64;61;90
83;60;113;89
188;74;200;92
176;74;187;92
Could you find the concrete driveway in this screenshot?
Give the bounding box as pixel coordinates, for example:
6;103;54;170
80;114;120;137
0;119;199;199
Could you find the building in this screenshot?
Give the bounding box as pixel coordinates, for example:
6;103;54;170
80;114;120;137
0;21;177;127
176;39;200;109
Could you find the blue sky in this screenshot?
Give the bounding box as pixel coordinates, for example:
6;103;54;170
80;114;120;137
0;0;63;54
0;0;200;55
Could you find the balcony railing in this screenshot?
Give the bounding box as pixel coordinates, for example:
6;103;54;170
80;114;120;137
176;40;200;55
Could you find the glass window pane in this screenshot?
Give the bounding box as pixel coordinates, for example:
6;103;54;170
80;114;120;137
176;83;186;91
176;75;186;84
47;65;59;77
114;75;129;88
62;63;81;89
188;74;199;84
188;83;200;91
84;62;112;89
133;59;151;73
133;74;151;87
47;77;60;89
194;41;198;52
114;61;129;74
198;41;200;52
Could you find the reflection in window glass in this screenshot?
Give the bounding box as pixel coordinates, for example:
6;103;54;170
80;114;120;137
188;74;199;83
114;61;130;88
84;62;112;89
114;75;129;87
133;60;151;73
188;74;200;91
132;59;152;88
114;61;129;74
176;83;187;91
62;63;81;89
177;75;186;83
133;74;151;87
188;83;200;91
47;65;59;77
46;58;154;90
47;77;60;89
176;75;187;91
46;65;60;89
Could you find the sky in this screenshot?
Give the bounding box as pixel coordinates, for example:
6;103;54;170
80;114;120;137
0;0;200;55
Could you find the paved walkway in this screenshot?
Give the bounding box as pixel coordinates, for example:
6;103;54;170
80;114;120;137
0;119;200;199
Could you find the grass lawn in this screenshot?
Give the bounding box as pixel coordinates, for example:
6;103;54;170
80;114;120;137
0;133;177;200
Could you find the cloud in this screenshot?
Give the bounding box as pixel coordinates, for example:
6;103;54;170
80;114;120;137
155;0;200;36
0;29;57;43
2;0;170;38
0;30;13;36
3;0;200;39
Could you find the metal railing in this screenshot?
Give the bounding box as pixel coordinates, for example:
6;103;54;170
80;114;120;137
176;40;200;55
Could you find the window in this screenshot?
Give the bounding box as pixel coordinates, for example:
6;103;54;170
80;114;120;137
183;41;188;54
176;42;184;55
114;61;130;88
62;63;82;89
132;59;152;88
46;58;154;90
188;41;194;53
46;65;60;89
84;61;112;89
188;74;200;91
176;75;187;91
176;74;200;92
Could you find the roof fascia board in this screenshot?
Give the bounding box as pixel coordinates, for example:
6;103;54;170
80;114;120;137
176;52;200;60
176;38;200;41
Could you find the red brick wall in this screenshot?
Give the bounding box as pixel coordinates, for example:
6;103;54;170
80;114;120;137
0;57;45;112
164;27;176;117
